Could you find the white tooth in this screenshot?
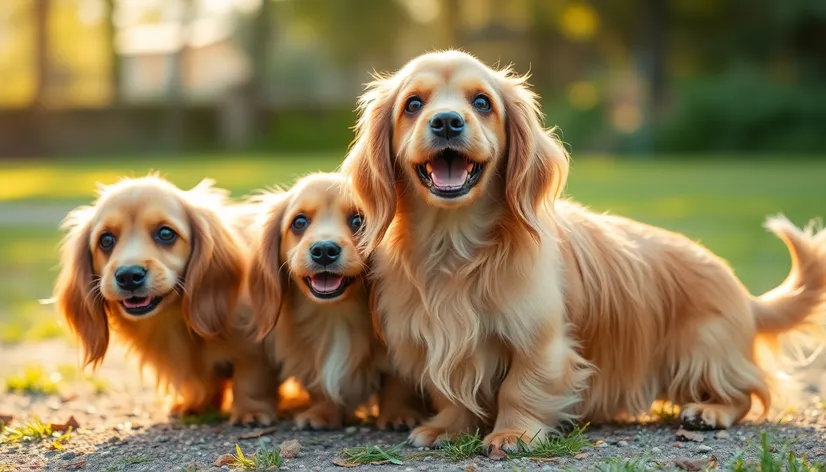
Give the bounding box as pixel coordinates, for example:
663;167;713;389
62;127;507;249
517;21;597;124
466;162;474;173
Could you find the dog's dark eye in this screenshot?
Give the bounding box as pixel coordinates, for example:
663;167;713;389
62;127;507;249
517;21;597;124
155;226;177;244
291;214;309;232
98;232;116;251
404;96;423;114
472;94;492;112
349;213;364;233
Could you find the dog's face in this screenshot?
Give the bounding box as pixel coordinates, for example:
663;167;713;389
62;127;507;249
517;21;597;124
54;176;245;366
392;53;507;207
247;173;367;338
280;176;365;302
90;186;191;318
341;50;570;252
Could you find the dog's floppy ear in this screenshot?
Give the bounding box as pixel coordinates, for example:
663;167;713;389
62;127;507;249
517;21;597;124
499;69;570;241
181;181;246;339
247;193;289;341
340;74;399;255
54;206;109;367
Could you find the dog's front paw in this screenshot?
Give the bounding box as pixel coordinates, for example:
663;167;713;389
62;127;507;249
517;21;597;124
294;403;343;430
230;408;275;427
483;427;548;457
377;407;425;432
407;425;452;447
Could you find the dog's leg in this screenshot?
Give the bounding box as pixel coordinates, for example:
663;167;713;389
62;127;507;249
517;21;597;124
484;336;590;454
294;391;346;430
169;376;223;418
679;401;752;430
672;317;769;430
229;355;280;426
408;389;480;447
376;374;428;431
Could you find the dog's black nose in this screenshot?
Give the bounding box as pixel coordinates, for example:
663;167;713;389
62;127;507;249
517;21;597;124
429;111;464;139
115;265;147;291
310;241;341;266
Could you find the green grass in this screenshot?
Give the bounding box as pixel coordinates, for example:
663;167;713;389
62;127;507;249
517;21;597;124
729;432;825;472
510;424;591;459
2;154;826;341
0;417;52;444
180;407;229;425
339;442;405;465
4;365;60;395
230;442;283;470
441;430;485;461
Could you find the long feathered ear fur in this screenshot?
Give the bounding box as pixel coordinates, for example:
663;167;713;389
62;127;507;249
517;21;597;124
181;181;246;339
340;74;400;255
54;206;109;367
499;69;570;241
247;193;290;341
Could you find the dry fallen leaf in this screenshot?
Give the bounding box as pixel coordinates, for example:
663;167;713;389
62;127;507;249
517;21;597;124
51;416;80;432
675;428;705;442
674;456;714;471
0;415;13;425
237;426;278;439
575;452;590;460
60;458;87;470
280;439;301;459
332;458;361;467
215;454;236;466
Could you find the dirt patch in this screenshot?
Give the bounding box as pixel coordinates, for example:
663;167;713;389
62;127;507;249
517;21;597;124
2;341;826;471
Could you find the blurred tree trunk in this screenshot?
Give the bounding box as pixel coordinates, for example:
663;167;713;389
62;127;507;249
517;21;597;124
634;0;669;154
104;0;121;106
443;0;461;48
164;0;190;153
220;0;271;150
32;0;50;107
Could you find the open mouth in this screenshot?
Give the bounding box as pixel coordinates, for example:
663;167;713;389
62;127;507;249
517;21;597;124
416;149;484;199
303;272;355;299
120;296;164;316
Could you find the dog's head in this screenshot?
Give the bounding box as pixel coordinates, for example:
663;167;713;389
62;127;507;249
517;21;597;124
53;176;246;366
341;50;569;251
247;173;367;339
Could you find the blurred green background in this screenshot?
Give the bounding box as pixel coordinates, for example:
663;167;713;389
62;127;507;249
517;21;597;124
0;0;825;345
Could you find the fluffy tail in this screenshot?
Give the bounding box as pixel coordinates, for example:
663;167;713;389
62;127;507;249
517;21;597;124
751;215;826;335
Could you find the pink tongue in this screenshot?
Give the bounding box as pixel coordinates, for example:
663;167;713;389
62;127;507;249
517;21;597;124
123;297;151;308
430;158;468;189
310;274;344;293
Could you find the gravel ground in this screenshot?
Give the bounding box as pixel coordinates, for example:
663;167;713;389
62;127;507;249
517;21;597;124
3;340;826;471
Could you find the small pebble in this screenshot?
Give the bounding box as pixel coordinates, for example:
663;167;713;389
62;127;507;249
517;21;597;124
652;447;662;454
344;426;358;434
60;452;77;461
260;436;273;443
215;454;235;466
154;435;170;443
280;439;301;459
714;430;730;439
359;427;371;433
697;445;712;452
617;440;629;447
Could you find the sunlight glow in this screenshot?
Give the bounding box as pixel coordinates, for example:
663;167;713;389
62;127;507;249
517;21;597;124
560;2;599;42
567;81;599;110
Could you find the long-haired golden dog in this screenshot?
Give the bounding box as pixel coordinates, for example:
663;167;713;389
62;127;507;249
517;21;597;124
54;175;279;424
341;50;826;454
246;172;426;430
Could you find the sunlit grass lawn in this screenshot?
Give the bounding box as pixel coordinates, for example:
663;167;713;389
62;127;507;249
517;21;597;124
1;154;825;344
